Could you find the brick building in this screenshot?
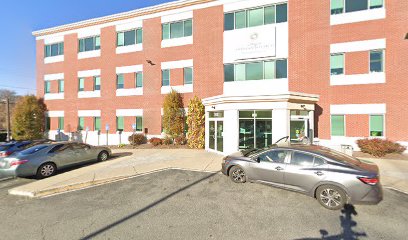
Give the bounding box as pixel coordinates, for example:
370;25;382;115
33;0;408;154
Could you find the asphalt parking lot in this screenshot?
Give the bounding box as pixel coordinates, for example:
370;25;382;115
0;170;407;240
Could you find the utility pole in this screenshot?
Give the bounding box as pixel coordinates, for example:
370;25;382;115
5;98;10;142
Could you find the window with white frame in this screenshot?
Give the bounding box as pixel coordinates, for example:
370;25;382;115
224;3;287;31
162;70;170;86
44;42;64;58
79;36;100;52
370;50;384;72
331;115;345;136
162;19;192;40
224;59;287;82
330;54;344;75
331;0;383;15
117;28;143;47
184;67;193;85
370;115;384;136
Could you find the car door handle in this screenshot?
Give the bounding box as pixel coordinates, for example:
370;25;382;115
314;171;324;176
275;166;284;171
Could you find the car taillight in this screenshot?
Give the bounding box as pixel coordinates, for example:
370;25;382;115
0;151;11;157
10;160;29;167
358;176;379;186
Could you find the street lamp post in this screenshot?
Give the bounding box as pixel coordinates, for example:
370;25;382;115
1;98;11;142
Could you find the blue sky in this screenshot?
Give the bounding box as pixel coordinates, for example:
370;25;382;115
0;0;173;95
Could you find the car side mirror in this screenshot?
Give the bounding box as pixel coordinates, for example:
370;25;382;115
84;147;90;150
256;157;261;163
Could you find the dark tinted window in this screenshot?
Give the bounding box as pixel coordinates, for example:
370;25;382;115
224;65;235;82
345;0;368;12
72;143;89;150
276;59;287;78
0;145;11;151
49;144;70;153
124;30;136;46
291;152;314;167
258;150;288;163
20;145;48;155
224;13;234;31
276;3;288;23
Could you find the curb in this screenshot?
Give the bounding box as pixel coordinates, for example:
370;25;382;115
384;186;408;195
8;168;170;198
8;168;221;198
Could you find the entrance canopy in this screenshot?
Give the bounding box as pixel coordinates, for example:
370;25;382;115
202;92;319;154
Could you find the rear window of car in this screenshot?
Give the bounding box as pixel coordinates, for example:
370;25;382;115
20;145;49;155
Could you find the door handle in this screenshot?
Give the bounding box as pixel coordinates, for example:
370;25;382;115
275;166;284;171
314;171;324;176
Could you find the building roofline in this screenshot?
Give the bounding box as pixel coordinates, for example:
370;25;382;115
32;0;215;37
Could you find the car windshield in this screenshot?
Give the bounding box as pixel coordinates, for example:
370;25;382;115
20;145;49;155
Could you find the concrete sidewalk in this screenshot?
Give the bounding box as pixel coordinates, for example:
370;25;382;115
9;149;223;198
358;157;408;194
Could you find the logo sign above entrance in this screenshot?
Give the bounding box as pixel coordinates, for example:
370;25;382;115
224;25;276;63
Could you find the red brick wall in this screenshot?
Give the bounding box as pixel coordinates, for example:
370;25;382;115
345;51;368;75
38;5;224;135
346;115;369;137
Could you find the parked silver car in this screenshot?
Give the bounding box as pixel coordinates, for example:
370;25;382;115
222;145;383;210
0;142;111;179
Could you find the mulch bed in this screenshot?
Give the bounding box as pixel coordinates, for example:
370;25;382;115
353;151;408;160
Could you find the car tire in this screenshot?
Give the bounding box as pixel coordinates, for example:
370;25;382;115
97;151;109;162
229;166;246;183
316;185;347;210
36;162;57;179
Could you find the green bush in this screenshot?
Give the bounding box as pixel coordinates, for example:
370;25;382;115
357;138;406;157
128;134;146;145
149;137;163;146
187;96;205;149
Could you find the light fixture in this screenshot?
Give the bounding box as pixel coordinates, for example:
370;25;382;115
146;60;156;66
405;33;408;40
211;106;216;109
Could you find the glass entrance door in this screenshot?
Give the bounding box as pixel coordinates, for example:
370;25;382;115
209;120;224;152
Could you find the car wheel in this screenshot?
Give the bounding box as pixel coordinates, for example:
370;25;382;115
229;166;246;183
98;151;109;162
36;163;57;179
316;185;347;210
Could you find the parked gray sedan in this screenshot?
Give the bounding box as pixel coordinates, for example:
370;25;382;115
222;145;383;210
0;142;111;179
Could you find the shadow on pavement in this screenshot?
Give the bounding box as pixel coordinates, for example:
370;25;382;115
80;171;219;240
110;152;133;159
296;204;367;240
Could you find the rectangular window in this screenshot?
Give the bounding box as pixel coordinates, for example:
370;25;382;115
264;6;276;24
370;115;384;136
246;62;263;80
78;117;84;131
78;78;85;92
136;72;143;88
79;36;100;52
44;42;64;58
117;28;143;47
235;11;247;29
331;0;344;14
224;64;235;82
224;13;235;31
94;117;101;131
345;0;368;13
117;74;124;89
330;54;344;75
276;59;288;79
136;117;143;132
276;3;288;23
235;64;246;81
44;81;51;94
58;117;64;130
370;0;383;9
94;76;101;91
247;8;264;27
264;61;276;79
370;50;383;72
162;70;170;86
116;117;124;131
162;19;192;40
184;67;193;85
45;117;51;131
224;59;288;82
331;115;345;136
58;80;64;93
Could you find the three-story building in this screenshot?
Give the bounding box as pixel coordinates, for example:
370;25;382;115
33;0;408;154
